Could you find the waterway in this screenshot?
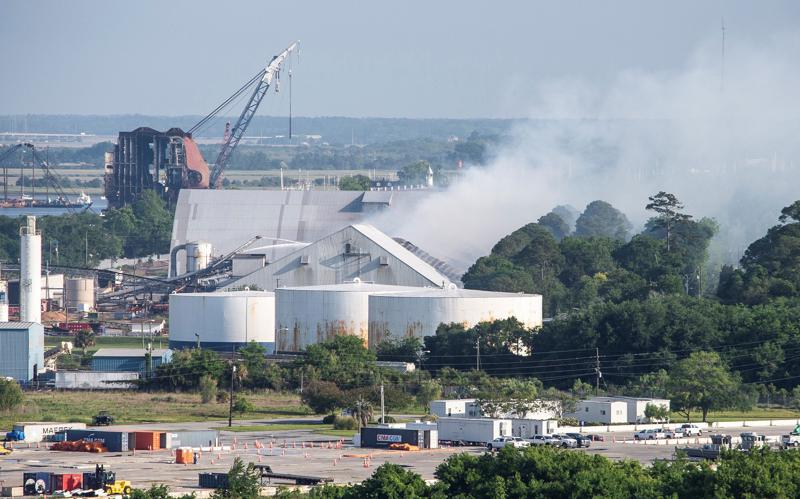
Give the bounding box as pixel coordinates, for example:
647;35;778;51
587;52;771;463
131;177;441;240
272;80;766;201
0;196;107;217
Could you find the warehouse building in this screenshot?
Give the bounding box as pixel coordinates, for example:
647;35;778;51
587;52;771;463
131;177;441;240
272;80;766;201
368;288;542;348
91;348;172;375
275;281;419;352
0;322;44;381
169;291;275;352
170;189;433;275
226;224;452;291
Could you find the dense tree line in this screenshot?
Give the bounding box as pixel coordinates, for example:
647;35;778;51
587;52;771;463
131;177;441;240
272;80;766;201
463;193;717;315
267;446;800;498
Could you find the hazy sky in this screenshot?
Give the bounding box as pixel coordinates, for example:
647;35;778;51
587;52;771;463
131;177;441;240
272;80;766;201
1;1;798;118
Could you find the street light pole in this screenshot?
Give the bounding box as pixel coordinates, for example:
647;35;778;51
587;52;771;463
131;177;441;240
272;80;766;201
228;364;237;427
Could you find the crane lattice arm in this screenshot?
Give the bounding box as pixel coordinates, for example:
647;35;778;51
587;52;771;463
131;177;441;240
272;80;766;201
209;41;298;188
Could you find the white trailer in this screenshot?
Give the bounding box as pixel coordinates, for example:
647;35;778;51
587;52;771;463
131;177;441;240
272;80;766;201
437;417;511;445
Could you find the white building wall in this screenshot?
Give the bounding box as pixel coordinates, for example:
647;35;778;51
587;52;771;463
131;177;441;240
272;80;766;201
0;323;44;381
55;371;139;390
511;419;559;438
20;216;41;323
568;400;628;424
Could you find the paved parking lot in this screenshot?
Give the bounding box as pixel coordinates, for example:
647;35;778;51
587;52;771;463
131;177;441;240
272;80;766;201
0;422;795;494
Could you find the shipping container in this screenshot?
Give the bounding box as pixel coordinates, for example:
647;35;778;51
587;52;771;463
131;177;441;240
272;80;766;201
134;431;163;450
176;447;195;464
51;473;83;492
360;427;437;449
11;422;87;443
65;429;130;452
436;417;512;445
167;430;219;449
23;472;52;495
199;472;229;489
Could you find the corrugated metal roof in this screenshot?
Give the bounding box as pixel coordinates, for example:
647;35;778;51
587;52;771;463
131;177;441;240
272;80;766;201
361;191;393;204
93;348;171;358
170;189;433;273
351;224;450;287
0;322;38;329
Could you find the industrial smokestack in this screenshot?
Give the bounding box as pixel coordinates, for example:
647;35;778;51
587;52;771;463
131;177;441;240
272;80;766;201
20;216;41;323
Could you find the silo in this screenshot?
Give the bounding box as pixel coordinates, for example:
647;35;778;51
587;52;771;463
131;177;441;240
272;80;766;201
65;278;95;312
0;281;8;322
169;291;275;353
275;281;420;352
185;241;213;273
19;216;41;323
368;288;543;348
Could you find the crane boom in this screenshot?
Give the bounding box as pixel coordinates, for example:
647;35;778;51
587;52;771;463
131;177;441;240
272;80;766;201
209;41;298;188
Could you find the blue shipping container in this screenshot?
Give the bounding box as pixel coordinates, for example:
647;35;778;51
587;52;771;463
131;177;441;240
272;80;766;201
65;430;129;452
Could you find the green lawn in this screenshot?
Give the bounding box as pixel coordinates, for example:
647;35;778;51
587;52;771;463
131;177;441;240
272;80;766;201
213;423;324;433
46;335;167;352
315;429;357;438
1;391;310;431
672;407;800;423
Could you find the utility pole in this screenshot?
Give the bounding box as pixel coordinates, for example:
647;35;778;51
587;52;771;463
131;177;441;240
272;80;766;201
300;370;304;394
228;364;237;427
380;382;385;424
476;337;481;371
595;348;601;396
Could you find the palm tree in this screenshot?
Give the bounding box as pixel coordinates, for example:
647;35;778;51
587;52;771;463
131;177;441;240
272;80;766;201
74;329;95;356
350;397;373;428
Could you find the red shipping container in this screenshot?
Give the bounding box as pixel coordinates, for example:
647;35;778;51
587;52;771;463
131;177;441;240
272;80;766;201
134;431;162;451
51;473;82;492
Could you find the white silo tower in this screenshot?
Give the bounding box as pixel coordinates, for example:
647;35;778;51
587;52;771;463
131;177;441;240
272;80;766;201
20;216;42;323
0;280;8;322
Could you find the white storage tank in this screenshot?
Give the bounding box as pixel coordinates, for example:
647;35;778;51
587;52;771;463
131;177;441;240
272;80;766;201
186;241;213;273
169;291;275;353
65;278;95;312
368;288;543;348
275;281;419;352
0;281;8;322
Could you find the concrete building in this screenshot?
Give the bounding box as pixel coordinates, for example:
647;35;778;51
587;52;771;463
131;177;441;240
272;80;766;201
274;282;420;351
91;348;172;375
0;322;44;381
169;291;275;352
368;288;542;348
225;224;452;291
170;189;435;276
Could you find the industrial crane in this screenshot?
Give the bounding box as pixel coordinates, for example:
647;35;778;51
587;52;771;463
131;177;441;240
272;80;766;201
189;41;299;188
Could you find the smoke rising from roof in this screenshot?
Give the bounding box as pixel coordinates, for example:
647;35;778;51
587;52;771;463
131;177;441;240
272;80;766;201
375;33;800;272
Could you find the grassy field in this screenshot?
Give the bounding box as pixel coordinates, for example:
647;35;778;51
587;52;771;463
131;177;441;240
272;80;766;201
673;407;800;423
46;335;158;352
211;423;356;438
0;391;310;431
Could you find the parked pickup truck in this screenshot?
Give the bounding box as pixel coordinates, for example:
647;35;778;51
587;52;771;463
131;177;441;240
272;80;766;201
635;429;666;440
487;436;529;450
528;435;559;446
781;434;800;448
676;424;703;436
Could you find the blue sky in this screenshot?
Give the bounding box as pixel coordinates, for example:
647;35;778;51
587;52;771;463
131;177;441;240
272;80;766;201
1;0;798;118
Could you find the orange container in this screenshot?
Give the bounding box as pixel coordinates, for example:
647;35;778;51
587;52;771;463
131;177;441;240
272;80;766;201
135;431;162;451
176;448;194;464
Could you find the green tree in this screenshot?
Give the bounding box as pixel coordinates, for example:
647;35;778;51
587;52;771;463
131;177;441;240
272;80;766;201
376;336;422;363
301;380;346;414
462;255;535;293
302;335;377;386
668;351;744;422
350;397;373;427
338;174;371;191
0;378;23;411
74;329;95;355
198;375;217;404
211;458;261;499
397;160;439;186
574;200;632;241
343;463;429;498
644;403;669;422
537;212;571;241
645;191;691;252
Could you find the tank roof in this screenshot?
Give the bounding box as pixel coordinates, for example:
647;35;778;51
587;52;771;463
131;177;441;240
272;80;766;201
373;288;541;298
278;282;423;293
172;290;274;298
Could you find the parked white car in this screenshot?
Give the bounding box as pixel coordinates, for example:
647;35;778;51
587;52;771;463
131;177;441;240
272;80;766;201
677;424;703;436
528;435;559;446
551;434;578;448
635;429;667;440
782;434;800;448
663;428;686;439
487;436;530;450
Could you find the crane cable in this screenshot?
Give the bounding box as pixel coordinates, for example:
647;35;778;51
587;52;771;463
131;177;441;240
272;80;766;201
188;69;265;137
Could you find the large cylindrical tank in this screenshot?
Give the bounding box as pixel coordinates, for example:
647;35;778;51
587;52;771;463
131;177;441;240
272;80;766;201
65;278;95;312
20;216;41;323
0;281;8;322
368;288;543;348
185;241;212;273
275;281;419;352
169;291;275;353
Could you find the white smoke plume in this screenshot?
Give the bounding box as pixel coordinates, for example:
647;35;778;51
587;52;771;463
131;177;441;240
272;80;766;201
374;33;800;272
